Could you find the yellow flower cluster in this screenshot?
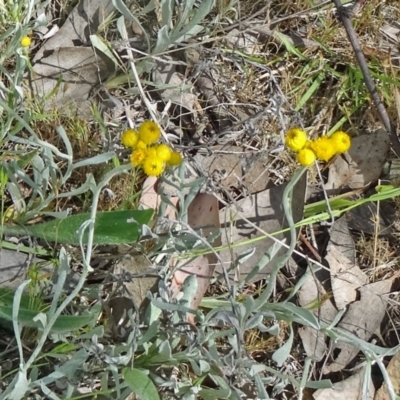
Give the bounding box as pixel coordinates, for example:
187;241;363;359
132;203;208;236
20;36;31;47
285;128;351;167
121;120;182;177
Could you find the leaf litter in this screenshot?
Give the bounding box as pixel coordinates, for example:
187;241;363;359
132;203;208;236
32;0;116;116
4;0;400;398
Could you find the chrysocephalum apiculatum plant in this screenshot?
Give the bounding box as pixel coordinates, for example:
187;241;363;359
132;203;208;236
121;120;183;176
285;128;351;166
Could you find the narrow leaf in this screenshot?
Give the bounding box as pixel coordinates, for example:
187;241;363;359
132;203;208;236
0;305;97;333
3;209;153;244
123;368;160;400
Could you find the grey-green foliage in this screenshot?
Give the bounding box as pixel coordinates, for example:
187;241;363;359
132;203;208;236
3;123;116;222
113;0;215;57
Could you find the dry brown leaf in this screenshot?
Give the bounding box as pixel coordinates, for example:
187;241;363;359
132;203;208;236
216;172;307;283
346;202;395;237
152;57;198;117
170;193;221;316
323;279;393;374
326;217;368;309
32;0;115;114
313;366;375;400
374;350;400;399
33;0;115;59
32;47;111;112
298;268;338;361
224;28;262;53
112;253;157;313
325;130;390;190
194;145;270;193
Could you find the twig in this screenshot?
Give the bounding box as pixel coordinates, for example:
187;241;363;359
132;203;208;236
331;0;400;157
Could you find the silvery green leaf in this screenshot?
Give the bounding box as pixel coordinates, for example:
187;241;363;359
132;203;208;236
39;382;60;400
72;152;115;169
159;340;172;358
113;0;152;50
77;325;104;339
116;15;148;52
260;323;279;335
161;0;174;27
32;155;48;188
244;241;283;285
48;247;69;315
6;181;25;212
58;174;96;197
39;210;71;219
199;360;210;373
174;0;195;33
189;359;201;375
204;341;224;366
8;371;29;400
182;177;206;189
141;1;156;14
272;325;293;367
89;34;118;70
0;25;17;42
235;247;256;266
97;164;131;188
13;280;31;360
255;373;270;399
228;334;239;353
267;302;320;329
173;0;215;41
249;364;267;376
137;321;161;347
201;375;231;398
144;300;162;325
285;263;321;302
180;274;197;307
243;295;255;317
33;312;47;328
151;299;195;315
175;24;204;43
245;314;263;330
15;168;40;193
154;25;171;54
104;346;133;365
55;126;73;159
13;85;24;100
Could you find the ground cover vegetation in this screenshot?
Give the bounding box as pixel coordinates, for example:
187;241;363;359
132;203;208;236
1;0;400;399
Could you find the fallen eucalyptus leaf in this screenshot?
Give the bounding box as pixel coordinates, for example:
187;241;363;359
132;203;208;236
313;366;374;400
323;279;393;374
216;173;307;283
326;217;368;309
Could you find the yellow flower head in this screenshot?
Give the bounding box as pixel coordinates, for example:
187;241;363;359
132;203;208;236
130;148;147;167
138;120;161;144
285;128;307;152
155;144;172;162
136;140;147;150
143;156;165;177
146;146;156;158
167;151;183;167
297;148;316;166
121;128;139;148
20;36;31;47
330;131;351;154
310;136;336;162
